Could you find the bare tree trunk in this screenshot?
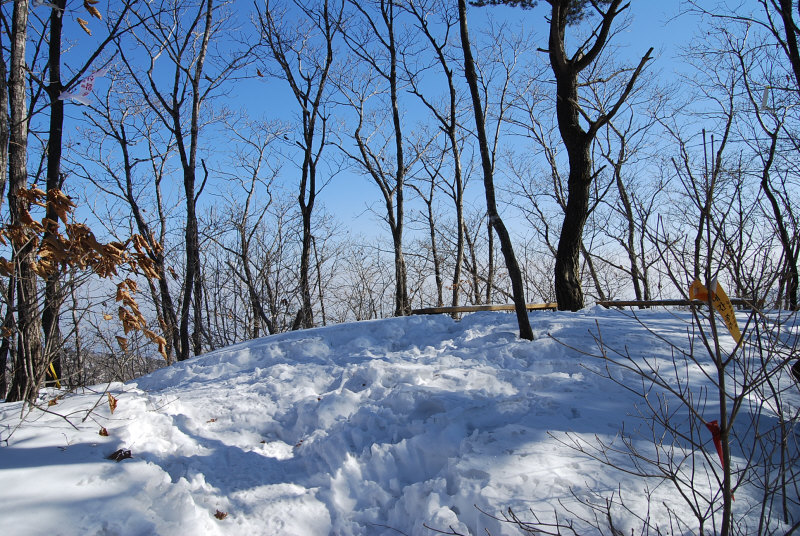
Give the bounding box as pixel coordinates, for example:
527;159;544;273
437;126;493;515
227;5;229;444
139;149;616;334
264;0;337;329
115;123;180;363
554;138;592;310
386;1;409;317
760;134;798;309
463;222;481;304
260;0;339;329
42;0;68;383
41;0;134;372
580;244;606;302
423;180;444;307
0;15;10;398
615;169;644;301
0;275;15;398
486;216;494;303
7;0;44;403
451;168;465;309
458;0;533;340
175;1;214;358
405;2;465;310
547;0;651;311
775;0;800;90
295;198;315;329
339;0;414;317
0;29;8;205
312;235;327;326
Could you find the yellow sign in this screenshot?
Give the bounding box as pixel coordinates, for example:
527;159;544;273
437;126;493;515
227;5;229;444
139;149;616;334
690;278;742;343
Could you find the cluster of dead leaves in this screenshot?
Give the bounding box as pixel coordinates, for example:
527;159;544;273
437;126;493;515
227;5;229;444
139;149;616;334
114;279;168;360
0;186;167;360
0;187;159;279
77;0;102;36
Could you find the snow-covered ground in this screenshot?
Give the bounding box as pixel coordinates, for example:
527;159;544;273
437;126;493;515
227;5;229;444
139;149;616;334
1;307;797;535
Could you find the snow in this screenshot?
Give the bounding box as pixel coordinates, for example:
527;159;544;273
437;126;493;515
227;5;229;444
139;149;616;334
1;308;797;535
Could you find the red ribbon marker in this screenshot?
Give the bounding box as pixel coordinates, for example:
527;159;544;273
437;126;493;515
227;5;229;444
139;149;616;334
705;419;734;501
705;420;724;468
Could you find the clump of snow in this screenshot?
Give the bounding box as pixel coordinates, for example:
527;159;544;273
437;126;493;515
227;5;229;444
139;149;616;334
0;308;796;535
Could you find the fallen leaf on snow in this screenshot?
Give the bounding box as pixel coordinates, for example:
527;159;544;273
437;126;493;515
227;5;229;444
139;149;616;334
107;448;131;462
107;392;118;414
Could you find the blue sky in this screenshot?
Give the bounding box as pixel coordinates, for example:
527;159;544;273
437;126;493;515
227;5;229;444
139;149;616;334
52;0;760;239
317;1;702;229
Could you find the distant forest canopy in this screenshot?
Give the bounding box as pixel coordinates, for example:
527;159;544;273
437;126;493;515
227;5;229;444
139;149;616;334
0;0;797;399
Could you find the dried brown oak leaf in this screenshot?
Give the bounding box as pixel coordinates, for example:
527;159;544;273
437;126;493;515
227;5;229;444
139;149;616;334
107;392;118;414
99;427;109;437
107;448;131;462
77;17;91;35
84;0;102;20
214;510;228;520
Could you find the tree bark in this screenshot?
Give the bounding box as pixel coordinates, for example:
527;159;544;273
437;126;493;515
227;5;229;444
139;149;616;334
458;0;533;340
0;13;11;397
0;28;8;205
776;0;800;90
760;133;798;309
170;0;213;359
547;0;650;310
7;0;44;403
0;275;15;398
42;0;68;383
386;0;410;317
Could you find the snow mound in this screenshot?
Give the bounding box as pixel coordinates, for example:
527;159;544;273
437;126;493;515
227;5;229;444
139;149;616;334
0;309;794;535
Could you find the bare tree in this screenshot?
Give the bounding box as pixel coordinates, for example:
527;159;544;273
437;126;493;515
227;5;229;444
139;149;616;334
116;0;252;359
336;0;421;317
403;0;471;310
593;78;668;302
458;0;533;340
409;145;446;308
5;0;43;402
732;20;799;310
684;0;800;310
68;71;182;364
327;239;394;322
473;0;652;310
543;1;652;310
206;117;285;338
39;0;135;383
258;0;342;329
